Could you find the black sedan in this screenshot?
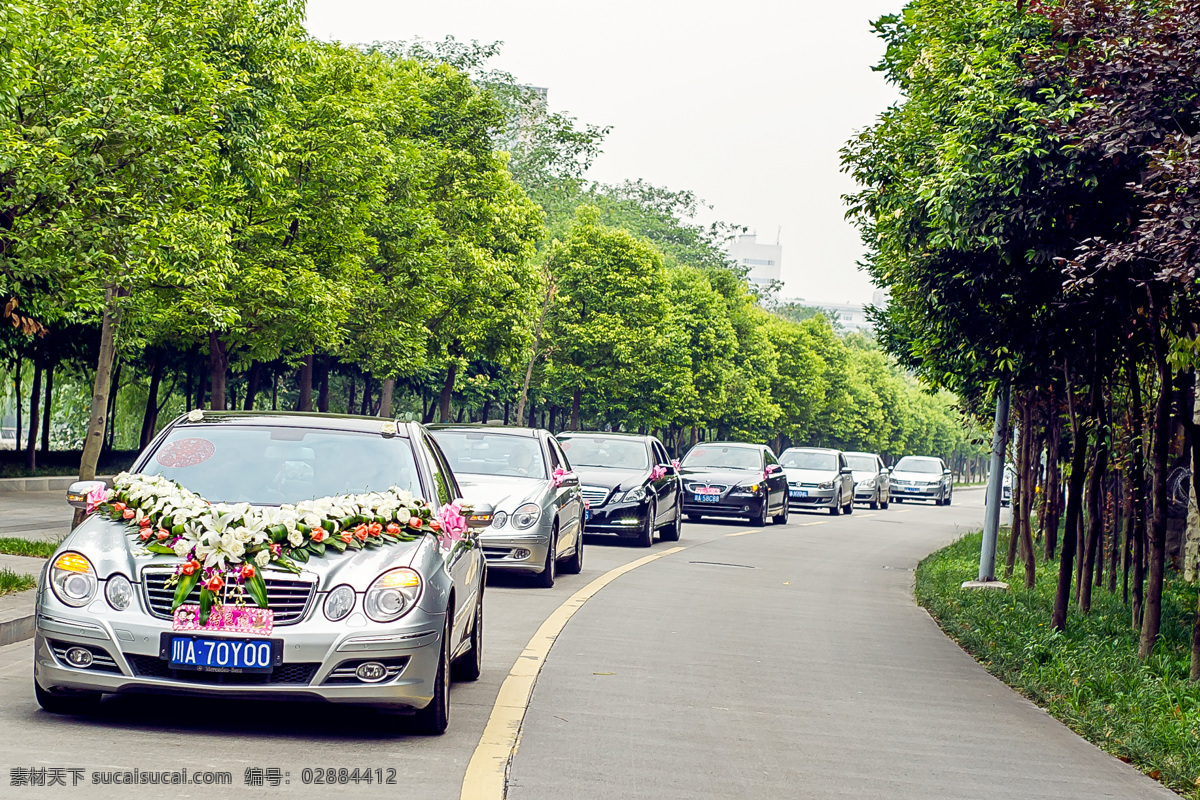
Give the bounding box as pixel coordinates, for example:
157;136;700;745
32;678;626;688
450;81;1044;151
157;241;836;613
557;432;681;547
679;442;789;526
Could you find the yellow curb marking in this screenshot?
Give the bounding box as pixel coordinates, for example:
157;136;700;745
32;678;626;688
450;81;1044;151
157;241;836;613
460;545;687;799
858;513;878;518
724;530;758;537
799;520;829;527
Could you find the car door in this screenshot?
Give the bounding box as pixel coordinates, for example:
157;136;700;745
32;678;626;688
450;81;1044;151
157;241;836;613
838;453;853;500
546;436;583;554
420;432;476;652
877;456;889;499
651;439;676;524
764;449;786;512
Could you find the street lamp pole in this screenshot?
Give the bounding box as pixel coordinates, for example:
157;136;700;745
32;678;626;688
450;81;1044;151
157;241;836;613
977;380;1011;582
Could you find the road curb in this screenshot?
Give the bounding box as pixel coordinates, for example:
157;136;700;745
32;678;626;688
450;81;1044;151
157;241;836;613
0;476;78;493
0;588;36;646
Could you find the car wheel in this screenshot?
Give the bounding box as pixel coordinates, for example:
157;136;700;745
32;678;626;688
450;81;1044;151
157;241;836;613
945;490;953;507
844;493;853;514
880;491;889;510
686;513;702;524
452;591;483;682
771;498;789;525
751;496;768;527
34;682;101;715
829;492;841;516
869;495;879;510
659;502;682;542
560;529;584;574
636;500;656;547
533;529;557;588
411;615;451;735
893;497;903;504
934;495;944;506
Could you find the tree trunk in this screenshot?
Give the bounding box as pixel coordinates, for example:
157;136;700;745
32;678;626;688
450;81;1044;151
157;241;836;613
1080;408;1109;613
244;360;261;411
1052;379;1091;632
40;362;53;456
379;378;395;418
13;358;21;456
297;355;314;412
316;359;330;413
208;332;228;411
104;359;120;452
1192;592;1200;682
25;357;41;471
1019;398;1037;588
1043;404;1062;560
271;369;278;410
1140;292;1172;659
360;376;372;416
570;388;581;431
1127;347;1147;628
347;374;357;416
438;362;456;423
194;352;207;411
78;285;120;487
1005;395;1025;579
140;348;164;449
516;276;554;427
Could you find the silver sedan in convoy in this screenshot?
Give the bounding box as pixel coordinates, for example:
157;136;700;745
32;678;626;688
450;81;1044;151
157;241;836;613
779;447;855;515
430;426;584;588
890;455;954;505
844;451;890;509
34;413;488;734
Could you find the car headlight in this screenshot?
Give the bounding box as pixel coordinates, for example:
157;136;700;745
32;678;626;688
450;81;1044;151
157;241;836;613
104;573;134;611
818;480;834;490
491;511;508;529
734;481;760;493
50;552;97;608
364;568;421;623
619;486;648;503
860;478;875;489
324;584;356;621
512;503;541;530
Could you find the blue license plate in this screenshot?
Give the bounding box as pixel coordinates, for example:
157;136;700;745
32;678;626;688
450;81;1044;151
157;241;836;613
790;489;807;498
585;509;591;522
693;494;721;503
165;635;279;673
904;487;918;492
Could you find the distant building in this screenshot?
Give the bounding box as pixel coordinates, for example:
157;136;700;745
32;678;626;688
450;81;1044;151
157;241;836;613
728;233;782;287
783;290;888;333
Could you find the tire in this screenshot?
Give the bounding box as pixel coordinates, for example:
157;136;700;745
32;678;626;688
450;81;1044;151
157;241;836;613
687;513;703;524
533;529;557;588
560;529;584;574
34;682;101;715
829;492;841;516
869;496;879;510
752;496;768;526
880;492;889;510
451;591;483;682
636;500;656;547
945;491;953;507
844;493;853;515
659;502;682;542
772;498;789;525
893;497;903;504
411;616;451;734
934;496;944;506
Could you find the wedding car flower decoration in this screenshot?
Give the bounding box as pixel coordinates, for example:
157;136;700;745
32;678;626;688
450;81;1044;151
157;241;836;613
551;467;573;487
90;472;466;626
434;501;470;550
651;465;668;481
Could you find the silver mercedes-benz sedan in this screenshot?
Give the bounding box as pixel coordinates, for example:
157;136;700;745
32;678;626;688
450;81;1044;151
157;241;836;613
34;412;489;735
430;426;584;588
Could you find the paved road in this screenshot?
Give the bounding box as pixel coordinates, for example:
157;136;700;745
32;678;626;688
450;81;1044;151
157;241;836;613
0;490;1174;799
0;490;73;542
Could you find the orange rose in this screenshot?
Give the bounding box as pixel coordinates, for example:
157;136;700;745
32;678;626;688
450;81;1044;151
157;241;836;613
385;523;401;536
122;509;136;520
156;530;169;540
408;518;422;529
310;529;327;543
240;564;255;579
138;530;151;541
111;502;127;512
205;575;224;592
181;561;199;576
429;519;442;532
340;531;353;544
138;516;152;528
367;522;382;537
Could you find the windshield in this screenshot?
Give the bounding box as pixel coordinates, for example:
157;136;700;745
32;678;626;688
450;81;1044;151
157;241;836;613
895;457;943;474
682;446;762;471
780;451;838;471
141;426;422;505
559;437;649;470
844;455;877;472
433;431;548;479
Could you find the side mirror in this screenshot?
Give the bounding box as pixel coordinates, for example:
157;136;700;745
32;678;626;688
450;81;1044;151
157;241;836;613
766;464;782;475
66;480;107;510
887;466;894;472
558;474;580;487
465;502;496;530
841;467;853;475
943;468;952;476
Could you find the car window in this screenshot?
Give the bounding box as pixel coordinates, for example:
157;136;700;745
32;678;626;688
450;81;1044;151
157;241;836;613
420;434;454;506
682;446;763;470
432;430;548;479
559;436;650;470
764;450;779;466
545;438;562;471
779;451;837;471
549;438;572;471
652;441;670;465
140;425;422;504
844;454;878;472
894;457;944;474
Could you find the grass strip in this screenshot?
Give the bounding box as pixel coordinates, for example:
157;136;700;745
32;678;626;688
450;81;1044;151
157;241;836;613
0;537;59;558
916;532;1200;797
0;568;36;597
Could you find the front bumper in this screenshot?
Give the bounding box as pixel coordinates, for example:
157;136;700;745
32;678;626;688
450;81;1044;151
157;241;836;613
682;492;765;519
584;500;649;536
33;600;444;711
893;484;940;500
853;484;878;502
477;526;551;574
788;487;836;509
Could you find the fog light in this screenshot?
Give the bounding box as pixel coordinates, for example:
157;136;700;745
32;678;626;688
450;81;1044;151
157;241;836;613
512;548;531;559
355;661;387;683
65;647;93;668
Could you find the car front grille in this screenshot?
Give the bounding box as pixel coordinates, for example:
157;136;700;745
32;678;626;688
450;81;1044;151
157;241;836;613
127;654;320;685
581;486;611;507
684;482;728;494
142;569;317;626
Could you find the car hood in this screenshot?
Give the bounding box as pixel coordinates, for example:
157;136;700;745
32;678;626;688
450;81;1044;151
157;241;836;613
57;513;428;594
679;467;761;487
851;470;878;482
783;468;838;484
892;470;942;482
455;473;549;511
571;466;650;492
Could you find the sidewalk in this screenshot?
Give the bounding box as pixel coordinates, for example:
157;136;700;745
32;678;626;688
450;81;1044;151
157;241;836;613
0;489;73;543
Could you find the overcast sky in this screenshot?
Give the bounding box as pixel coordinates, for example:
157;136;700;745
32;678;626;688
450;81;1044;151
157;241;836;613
304;0;902;305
